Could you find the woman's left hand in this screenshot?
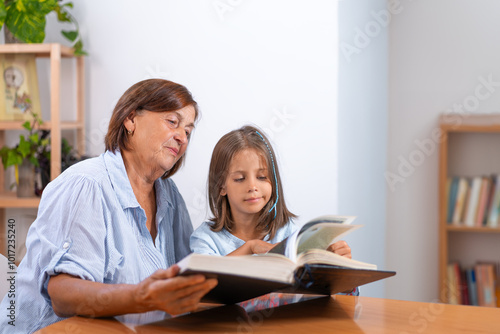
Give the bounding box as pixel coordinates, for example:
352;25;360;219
327;240;352;259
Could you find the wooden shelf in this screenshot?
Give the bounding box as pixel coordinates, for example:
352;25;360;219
0;43;85;260
0;192;40;208
439;113;500;307
439;114;500;132
0;43;75;57
0;121;84;130
446;225;500;233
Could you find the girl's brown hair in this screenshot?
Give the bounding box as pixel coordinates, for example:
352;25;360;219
104;79;199;178
208;125;296;239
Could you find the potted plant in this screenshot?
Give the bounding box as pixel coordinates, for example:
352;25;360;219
0;111;50;197
0;0;86;55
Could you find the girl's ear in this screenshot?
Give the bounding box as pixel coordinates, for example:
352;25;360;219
220;186;227;196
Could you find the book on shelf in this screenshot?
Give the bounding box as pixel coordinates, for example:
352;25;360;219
178;215;396;304
482;175;496;226
452;177;469;225
475;263;497;307
487;175;500;228
446;262;462;304
447;261;499;307
447;177;459;223
464;177;482;227
475;177;491;227
446;175;500;228
465;268;478;306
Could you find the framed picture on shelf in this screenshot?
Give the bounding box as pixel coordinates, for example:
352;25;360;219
0;54;41;121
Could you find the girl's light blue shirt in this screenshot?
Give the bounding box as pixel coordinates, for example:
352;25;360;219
0;150;193;334
190;221;298;256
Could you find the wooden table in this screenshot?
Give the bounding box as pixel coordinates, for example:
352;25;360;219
36;294;500;333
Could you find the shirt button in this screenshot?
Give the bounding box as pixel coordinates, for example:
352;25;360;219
62;242;70;249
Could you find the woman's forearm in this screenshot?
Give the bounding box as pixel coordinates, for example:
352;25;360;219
47;267;218;318
48;274;147;318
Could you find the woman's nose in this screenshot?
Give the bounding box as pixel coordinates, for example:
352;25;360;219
173;128;188;144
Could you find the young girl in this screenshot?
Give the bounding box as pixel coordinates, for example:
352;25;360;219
190;125;352;259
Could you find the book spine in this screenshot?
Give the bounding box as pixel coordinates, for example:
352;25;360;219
452;178;469;225
475;178;490;227
447;177;459;224
466;268;478;306
464;177;482;227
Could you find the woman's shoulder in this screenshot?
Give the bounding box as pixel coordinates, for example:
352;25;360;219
41;155;107;197
52;155;107;185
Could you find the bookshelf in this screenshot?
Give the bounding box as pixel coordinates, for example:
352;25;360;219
439;114;500;306
0;43;85;259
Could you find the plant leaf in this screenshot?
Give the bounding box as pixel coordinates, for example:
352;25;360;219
0;2;7;28
6;150;23;168
22;121;31;131
29;156;39;167
18;136;32;157
6;8;46;43
29;133;39;144
61;29;77;42
73;40;87;56
6;0;58;43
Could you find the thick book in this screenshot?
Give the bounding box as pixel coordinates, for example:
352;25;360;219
178;215;396;304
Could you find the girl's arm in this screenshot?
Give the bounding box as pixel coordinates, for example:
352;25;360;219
47;265;217;318
226;240;275;256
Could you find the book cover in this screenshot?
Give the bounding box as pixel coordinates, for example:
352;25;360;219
466;268;478;306
447;177;459;224
475;177;490;227
178;215;396;304
487;175;500;227
452;177;469;225
464;177;482;227
482;175;497;226
0;54;41;121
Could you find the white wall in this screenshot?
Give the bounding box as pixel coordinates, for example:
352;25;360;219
40;0;392;292
387;0;500;302
338;0;388;299
64;0;340;227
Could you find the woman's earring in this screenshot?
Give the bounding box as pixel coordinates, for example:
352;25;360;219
127;129;133;135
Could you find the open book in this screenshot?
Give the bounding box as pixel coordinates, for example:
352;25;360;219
178;215;396;304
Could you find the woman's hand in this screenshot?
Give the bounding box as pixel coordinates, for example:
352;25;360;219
227;240;275;256
327;240;352;259
134;265;217;315
48;265;217;318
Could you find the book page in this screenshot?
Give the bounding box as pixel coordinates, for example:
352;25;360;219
297;249;377;270
296;222;360;255
267;215;358;262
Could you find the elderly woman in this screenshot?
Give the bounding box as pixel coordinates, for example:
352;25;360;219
0;79;217;333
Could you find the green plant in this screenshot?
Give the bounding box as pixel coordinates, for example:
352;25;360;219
0;0;86;55
0;111;50;170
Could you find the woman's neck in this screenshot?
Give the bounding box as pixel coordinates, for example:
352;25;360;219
121;149;164;185
121;150;158;242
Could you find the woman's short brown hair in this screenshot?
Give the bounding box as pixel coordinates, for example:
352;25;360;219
104;79;199;178
208;125;296;239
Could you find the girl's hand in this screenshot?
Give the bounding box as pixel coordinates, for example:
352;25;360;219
327;240;352;259
227;240;275;256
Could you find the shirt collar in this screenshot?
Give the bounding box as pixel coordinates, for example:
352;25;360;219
103;150;140;209
103;150;174;212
